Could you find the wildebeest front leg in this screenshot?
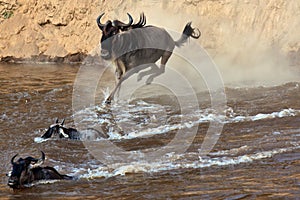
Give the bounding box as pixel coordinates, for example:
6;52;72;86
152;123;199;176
105;67;140;104
105;80;122;104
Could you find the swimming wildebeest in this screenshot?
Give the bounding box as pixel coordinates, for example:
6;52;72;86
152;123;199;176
41;118;80;140
96;13;201;103
7;151;72;189
40;118;108;140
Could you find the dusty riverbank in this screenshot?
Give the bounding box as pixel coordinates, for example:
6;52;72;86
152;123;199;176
0;0;299;66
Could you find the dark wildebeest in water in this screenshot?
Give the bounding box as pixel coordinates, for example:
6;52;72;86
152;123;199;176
7;151;72;189
40;119;108;140
96;13;201;103
41;118;80;140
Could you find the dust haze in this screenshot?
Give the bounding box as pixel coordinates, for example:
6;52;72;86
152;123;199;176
122;2;299;88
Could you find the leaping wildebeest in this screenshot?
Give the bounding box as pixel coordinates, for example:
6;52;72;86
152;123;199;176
96;13;201;103
7;151;73;189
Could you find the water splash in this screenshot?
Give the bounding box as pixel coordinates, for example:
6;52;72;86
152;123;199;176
76;142;300;179
72;102;300;140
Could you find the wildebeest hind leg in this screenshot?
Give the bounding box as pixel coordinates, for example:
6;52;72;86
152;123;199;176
145;51;172;84
161;51;172;66
137;63;159;82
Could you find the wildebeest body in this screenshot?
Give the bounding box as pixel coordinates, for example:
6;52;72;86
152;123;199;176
30;166;73;180
110;26;175;78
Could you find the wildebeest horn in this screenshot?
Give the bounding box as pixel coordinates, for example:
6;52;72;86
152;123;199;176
40;151;45;161
96;13;105;30
11;154;18;164
125;13;133;27
61;119;65;126
29;151;45;169
132;13;146;29
141;13;146;26
191;28;201;39
113;13;133;29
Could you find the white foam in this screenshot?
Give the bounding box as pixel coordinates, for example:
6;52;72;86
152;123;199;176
208;145;249;156
34;137;48;143
71;103;300;141
229;108;299;123
55;98;300;181
17;180;60;188
36;179;60;185
272;131;281;135
77;143;300;179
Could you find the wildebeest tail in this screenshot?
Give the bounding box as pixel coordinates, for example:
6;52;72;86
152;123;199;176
175;22;201;47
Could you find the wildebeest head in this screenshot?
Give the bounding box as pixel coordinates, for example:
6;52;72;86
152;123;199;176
7;151;45;189
97;13;146;59
41;118;66;139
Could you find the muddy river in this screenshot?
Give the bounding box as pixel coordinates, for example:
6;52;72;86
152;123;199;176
0;62;299;199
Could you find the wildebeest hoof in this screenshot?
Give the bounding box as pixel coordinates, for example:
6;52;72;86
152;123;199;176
105;99;111;104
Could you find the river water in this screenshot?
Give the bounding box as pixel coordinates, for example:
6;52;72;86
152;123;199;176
0;62;299;199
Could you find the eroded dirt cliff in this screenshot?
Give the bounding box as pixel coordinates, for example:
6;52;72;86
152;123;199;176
0;0;299;66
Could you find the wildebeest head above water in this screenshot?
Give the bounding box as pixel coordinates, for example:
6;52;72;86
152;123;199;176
40;119;108;140
7;151;72;189
41;118;80;140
